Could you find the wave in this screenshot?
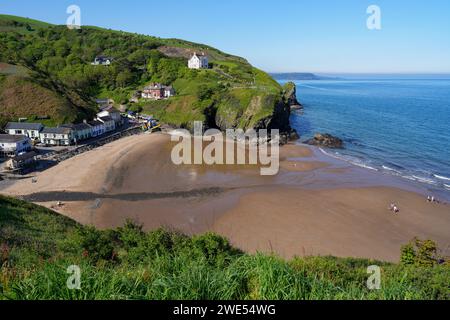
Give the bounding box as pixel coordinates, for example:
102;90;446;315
382;165;402;174
317;147;450;190
353;162;378;171
434;174;450;181
412;175;438;185
318;148;378;171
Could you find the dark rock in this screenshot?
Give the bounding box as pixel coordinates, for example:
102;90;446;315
306;133;344;149
283;82;303;109
289;129;300;141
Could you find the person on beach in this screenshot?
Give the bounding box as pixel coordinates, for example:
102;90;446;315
389;203;399;214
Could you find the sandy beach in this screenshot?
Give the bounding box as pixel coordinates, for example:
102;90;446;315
1;132;449;262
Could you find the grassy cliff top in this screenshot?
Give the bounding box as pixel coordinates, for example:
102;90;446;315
1;195;448;300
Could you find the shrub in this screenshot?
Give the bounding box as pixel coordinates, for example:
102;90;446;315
78;227;117;263
400;238;440;267
191;233;239;266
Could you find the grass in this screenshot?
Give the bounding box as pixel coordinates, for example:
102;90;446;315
0;74;87;125
0;195;449;300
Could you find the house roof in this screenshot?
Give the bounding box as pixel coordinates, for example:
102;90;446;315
5;122;43;131
144;83;164;90
88;120;104;127
191;52;208;59
95;56;112;60
13;151;37;162
0;134;29;143
41;127;72;135
98;116;114;122
61;123;92;131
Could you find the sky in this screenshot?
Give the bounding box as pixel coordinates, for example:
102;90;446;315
2;0;450;74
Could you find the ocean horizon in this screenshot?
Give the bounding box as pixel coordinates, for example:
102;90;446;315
283;76;450;198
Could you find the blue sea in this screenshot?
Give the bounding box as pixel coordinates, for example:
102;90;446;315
284;76;450;196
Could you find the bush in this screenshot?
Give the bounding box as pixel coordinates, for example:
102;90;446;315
78;227;117;263
191;233;239;266
401;238;441;267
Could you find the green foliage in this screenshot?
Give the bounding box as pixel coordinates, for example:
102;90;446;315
401;238;441;267
77;227;117;263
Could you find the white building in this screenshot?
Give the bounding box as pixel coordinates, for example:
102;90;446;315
188;52;209;69
97;116;116;133
92;56;113;66
5;122;43;141
164;86;175;98
88;120;106;138
40;127;74;146
97;106;123;126
0;134;32;157
60;122;93;142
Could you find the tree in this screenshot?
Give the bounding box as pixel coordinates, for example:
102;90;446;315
400;238;441;267
116;70;133;88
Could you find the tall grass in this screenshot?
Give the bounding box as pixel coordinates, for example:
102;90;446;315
1;196;449;300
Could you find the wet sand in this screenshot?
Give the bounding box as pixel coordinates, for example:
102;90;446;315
1;132;449;262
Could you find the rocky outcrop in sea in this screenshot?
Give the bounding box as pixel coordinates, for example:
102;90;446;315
306;133;344;149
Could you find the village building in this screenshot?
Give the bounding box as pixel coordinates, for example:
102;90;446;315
142;83;165;100
0;134;32;158
96;98;114;108
164;86;175;98
39;127;74;146
97;106;123;126
87;120;106;138
188;52;209;69
142;84;175;100
6;151;37;171
60;122;93;142
97;116;116;133
5;122;43;141
91;56;113;66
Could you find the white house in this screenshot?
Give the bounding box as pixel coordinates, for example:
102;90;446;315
88;120;106;137
164;86;175;98
188;52;209;69
97;106;123;126
5;122;43;141
40;127;74;146
60;122;93;142
0;134;32;157
97;116;116;133
92;56;113;66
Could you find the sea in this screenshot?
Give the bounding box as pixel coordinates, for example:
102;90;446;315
281;75;450;199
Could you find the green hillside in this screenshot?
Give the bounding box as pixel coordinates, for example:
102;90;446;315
0;15;51;33
0;14;294;131
0;195;448;300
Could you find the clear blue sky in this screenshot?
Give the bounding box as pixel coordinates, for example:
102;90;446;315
2;0;450;73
